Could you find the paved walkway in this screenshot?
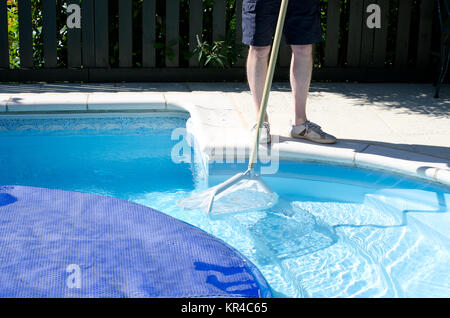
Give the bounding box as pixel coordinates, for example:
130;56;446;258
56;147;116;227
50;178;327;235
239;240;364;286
0;82;449;185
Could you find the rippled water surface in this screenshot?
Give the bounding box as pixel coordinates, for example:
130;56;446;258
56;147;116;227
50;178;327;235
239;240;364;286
1;114;449;298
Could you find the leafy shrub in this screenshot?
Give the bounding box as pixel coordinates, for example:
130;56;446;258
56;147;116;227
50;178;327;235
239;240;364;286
7;0;19;68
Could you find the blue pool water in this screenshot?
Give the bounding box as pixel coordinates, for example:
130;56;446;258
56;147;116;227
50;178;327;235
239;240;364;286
0;114;449;298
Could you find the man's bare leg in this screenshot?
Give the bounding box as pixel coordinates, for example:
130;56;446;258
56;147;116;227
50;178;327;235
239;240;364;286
290;44;313;126
289;44;336;143
246;45;271;123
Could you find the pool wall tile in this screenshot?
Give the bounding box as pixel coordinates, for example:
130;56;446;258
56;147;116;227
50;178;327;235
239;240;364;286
166;103;186;112
0;95;9;112
6;94;88;112
87;93;166;111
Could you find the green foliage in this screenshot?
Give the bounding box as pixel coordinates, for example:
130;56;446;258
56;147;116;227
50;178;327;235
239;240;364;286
7;0;67;69
7;0;19;68
192;0;246;68
193;33;245;68
32;0;43;68
194;37;228;68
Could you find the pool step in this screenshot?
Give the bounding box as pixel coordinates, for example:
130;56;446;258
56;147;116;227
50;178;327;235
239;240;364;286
363;189;450;240
284;194;449;297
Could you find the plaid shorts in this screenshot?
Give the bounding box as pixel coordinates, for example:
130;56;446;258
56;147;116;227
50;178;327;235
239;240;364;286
242;0;322;46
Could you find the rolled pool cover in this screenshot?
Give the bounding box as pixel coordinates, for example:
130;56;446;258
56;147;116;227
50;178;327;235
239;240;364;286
0;185;271;298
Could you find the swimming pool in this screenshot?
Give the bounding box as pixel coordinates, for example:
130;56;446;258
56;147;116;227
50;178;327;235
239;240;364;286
0;114;449;298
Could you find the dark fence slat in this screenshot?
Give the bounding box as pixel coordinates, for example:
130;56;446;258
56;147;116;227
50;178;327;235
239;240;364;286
18;0;33;69
346;0;364;67
324;0;341;67
360;0;375;67
94;0;109;68
166;0;179;67
395;0;413;68
235;0;242;44
279;39;291;67
81;0;95;68
142;0;156;68
416;0;434;67
277;0;291;66
0;0;8;68
119;0;133;68
67;0;82;68
213;0;226;41
373;0;390;67
42;0;57;68
189;0;202;67
234;0;245;67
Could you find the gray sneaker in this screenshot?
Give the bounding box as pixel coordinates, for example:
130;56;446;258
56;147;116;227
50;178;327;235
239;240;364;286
251;122;271;144
290;120;336;144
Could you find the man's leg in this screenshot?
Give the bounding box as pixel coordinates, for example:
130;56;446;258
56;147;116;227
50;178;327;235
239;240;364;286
289;45;336;143
290;44;313;126
246;45;271;123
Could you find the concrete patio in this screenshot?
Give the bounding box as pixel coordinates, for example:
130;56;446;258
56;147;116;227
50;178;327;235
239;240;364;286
0;82;449;186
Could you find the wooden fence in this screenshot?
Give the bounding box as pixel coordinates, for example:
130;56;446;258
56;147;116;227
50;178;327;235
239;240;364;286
0;0;441;82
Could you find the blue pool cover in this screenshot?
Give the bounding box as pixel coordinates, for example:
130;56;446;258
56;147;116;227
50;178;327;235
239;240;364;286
0;186;271;298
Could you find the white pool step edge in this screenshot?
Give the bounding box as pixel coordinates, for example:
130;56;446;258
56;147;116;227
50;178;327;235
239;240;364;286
0;92;449;187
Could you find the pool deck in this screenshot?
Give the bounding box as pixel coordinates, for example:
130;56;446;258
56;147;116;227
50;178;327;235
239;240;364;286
0;82;449;186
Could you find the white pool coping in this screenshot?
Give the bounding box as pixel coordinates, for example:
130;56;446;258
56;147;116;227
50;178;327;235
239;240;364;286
0;91;449;187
